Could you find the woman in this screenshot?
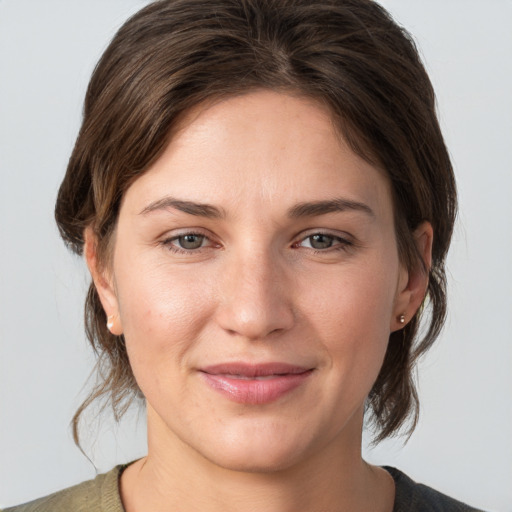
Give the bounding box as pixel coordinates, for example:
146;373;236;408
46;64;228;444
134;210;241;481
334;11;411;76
1;0;487;510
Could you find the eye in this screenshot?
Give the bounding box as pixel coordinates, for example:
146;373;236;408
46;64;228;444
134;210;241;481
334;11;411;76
161;232;214;254
294;232;353;252
174;234;206;250
304;234;336;250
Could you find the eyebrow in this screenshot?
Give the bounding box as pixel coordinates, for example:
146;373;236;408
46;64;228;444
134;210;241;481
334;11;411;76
139;197;225;219
139;196;374;220
287;198;375;219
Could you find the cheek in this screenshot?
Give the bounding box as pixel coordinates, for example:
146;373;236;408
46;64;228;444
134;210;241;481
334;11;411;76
113;259;215;380
299;257;398;380
301;257;398;337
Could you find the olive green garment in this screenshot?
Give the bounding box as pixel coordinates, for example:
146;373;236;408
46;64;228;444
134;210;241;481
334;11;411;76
2;465;484;511
2;465;125;512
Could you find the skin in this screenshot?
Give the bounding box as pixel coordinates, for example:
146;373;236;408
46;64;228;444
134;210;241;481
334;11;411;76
86;90;432;512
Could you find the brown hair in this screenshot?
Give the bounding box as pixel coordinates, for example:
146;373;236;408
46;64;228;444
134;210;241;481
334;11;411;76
55;0;456;444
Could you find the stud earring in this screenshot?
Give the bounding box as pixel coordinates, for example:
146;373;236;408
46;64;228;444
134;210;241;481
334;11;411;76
399;314;406;324
107;315;115;332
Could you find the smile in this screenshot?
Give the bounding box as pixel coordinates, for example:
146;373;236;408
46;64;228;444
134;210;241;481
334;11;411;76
199;363;314;404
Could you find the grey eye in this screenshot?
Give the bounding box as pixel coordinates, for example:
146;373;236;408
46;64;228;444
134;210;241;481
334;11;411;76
177;234;205;249
308;234;334;249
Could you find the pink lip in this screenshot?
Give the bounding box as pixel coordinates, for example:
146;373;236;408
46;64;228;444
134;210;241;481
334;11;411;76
199;363;313;404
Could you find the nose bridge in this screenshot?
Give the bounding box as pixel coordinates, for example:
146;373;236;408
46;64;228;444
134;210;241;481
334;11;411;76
217;241;294;339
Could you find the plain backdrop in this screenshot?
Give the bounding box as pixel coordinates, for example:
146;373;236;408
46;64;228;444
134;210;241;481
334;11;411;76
0;1;511;510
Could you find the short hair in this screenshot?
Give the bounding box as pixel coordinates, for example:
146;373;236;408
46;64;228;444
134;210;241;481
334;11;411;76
55;0;456;444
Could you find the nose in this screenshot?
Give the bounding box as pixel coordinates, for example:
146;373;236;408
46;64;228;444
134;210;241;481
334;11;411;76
215;248;295;340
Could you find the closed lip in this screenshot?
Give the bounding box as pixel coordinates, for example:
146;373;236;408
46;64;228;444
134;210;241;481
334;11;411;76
198;362;314;404
200;362;312;377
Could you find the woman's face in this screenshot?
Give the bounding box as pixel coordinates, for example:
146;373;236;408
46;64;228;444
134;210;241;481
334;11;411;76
91;90;424;472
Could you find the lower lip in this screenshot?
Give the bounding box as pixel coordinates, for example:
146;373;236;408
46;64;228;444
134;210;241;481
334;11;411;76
200;371;313;404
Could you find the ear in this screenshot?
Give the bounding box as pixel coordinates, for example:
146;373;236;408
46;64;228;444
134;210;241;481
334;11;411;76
84;227;123;335
391;221;433;331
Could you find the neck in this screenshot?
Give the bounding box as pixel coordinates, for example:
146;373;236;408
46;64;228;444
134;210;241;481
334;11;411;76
120;406;394;512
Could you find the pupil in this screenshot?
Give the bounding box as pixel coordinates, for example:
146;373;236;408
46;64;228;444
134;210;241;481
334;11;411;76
310;234;332;249
179;234;203;249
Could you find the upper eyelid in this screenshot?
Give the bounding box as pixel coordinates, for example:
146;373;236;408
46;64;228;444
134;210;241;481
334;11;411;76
160;233;217;255
158;229;216;251
160;227;214;241
295;235;351;246
294;229;353;242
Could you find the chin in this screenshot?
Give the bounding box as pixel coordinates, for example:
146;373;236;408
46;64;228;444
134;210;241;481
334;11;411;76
192;420;319;474
204;445;305;474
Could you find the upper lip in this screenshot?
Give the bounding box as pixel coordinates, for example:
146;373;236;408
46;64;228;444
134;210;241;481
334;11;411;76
200;362;312;377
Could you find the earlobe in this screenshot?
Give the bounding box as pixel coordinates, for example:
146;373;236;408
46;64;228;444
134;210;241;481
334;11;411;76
391;221;433;331
84;227;123;335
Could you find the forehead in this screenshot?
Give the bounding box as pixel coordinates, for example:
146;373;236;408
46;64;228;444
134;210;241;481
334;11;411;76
121;90;393;221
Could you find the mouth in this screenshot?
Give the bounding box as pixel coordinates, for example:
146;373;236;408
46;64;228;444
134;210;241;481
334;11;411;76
199;362;314;404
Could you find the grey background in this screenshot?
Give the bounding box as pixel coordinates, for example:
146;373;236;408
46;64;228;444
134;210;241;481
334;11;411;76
1;1;511;510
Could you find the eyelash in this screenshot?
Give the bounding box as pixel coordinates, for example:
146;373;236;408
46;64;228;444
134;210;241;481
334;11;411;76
160;231;215;255
160;231;353;255
292;233;353;253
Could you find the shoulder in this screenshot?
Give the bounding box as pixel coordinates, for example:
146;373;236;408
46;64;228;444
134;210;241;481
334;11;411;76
386;467;485;512
1;466;125;512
